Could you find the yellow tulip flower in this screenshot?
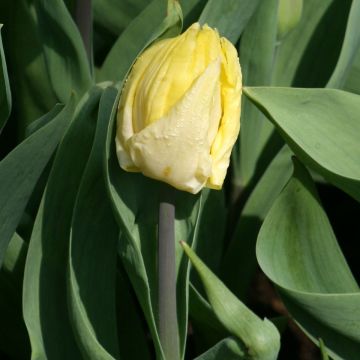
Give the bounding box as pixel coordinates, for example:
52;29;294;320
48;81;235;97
116;23;242;194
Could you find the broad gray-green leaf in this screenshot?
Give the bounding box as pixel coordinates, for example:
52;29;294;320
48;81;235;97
257;159;360;359
223;146;293;299
244;87;360;202
0;101;73;267
23;86;103;360
68;86;119;360
182;242;280;360
194;337;245;360
99;0;182;82
232;0;279;187
198;0;260;43
327;0;360;88
34;0;93;102
0;24;11;132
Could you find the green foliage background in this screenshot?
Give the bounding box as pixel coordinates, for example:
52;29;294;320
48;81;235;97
0;0;360;359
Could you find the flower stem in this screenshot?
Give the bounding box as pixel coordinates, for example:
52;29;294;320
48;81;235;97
75;0;92;63
158;190;180;360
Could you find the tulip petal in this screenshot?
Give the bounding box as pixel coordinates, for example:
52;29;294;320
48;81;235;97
116;39;173;170
133;23;221;129
127;59;222;193
208;37;242;189
116;23;242;193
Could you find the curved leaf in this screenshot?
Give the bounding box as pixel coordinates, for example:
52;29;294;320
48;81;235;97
223;146;293;299
257;159;360;359
68;86;119;359
0;101;73;266
34;0;93;102
182;242;281;360
23;86;103;359
244;87;360;202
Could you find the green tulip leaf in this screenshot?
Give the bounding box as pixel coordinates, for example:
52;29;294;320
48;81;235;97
223;146;293;299
99;0;183;82
257;158;360;359
194;337;245;360
34;0;93;102
0;100;74;267
0;24;11;132
23;86;104;359
327;0;360;88
68;86;119;359
198;0;260;43
244;87;360;202
232;0;279;187
181;242;281;360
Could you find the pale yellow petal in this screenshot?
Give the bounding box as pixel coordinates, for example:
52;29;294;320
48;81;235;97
207;37;242;189
115;23;242;191
127;59;221;193
132;22;222;128
116;39;173;170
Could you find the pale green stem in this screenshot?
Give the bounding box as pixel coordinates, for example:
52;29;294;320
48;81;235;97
158;191;180;360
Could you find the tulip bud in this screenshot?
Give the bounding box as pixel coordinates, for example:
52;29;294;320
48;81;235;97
116;23;242;194
277;0;303;40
